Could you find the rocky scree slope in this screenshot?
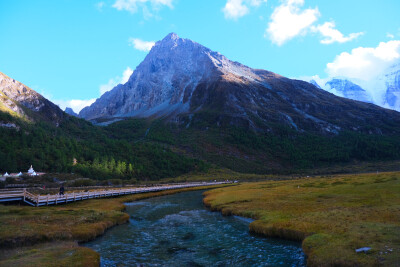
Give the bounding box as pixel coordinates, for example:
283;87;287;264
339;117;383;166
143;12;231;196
0;72;65;124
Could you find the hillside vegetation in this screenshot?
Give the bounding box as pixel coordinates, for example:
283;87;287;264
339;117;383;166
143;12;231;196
104;117;400;174
2;107;400;181
0;111;207;180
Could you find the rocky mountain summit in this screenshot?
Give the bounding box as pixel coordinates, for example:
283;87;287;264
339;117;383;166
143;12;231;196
325;79;372;103
79;33;400;135
80;33;262;120
65;107;78;117
311;62;400;112
0;72;64;124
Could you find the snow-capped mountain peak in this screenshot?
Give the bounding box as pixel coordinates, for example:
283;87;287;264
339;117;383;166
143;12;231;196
309;62;400;111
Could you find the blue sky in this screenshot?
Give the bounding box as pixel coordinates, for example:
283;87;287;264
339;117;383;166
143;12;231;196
1;0;399;112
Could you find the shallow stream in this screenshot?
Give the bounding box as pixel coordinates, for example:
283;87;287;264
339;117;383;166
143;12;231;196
84;190;306;266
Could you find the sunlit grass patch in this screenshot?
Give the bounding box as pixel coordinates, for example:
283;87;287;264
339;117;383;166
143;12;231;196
0;242;99;267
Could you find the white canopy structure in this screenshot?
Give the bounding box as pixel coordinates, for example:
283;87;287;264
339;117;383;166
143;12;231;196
28;165;35;174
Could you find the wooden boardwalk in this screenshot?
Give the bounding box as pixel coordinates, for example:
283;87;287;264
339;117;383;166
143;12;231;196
0;182;226;207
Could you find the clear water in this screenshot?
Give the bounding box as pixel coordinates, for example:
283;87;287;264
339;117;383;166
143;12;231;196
84;190;306;266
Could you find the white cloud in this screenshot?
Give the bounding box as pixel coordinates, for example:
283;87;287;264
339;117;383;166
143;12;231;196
326;40;400;81
222;0;266;19
121;67;133;83
266;0;320;46
112;0;173;14
96;2;105;11
387;33;395;39
129;38;155;52
312;22;364;44
223;0;249;19
99;67;134;95
34;87;96;113
54;99;96;113
99;79;119;95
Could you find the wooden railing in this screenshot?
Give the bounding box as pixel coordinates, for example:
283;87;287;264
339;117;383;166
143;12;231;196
0;182;227;207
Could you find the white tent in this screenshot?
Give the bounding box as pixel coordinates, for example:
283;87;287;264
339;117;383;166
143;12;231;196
28;165;35;174
17;172;23;176
4;172;9;177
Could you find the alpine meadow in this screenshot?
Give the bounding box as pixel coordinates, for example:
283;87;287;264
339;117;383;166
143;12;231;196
1;1;400;266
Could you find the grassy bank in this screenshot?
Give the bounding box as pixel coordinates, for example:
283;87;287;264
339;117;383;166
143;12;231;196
203;172;400;266
0;184;227;266
0;242;100;267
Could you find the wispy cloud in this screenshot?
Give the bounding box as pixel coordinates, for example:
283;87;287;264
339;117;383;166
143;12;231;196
222;0;266;20
99;67;133;95
266;0;320;46
387;33;395;39
129;38;155;52
95;2;105;11
112;0;173;16
326;40;400;81
312;22;364;44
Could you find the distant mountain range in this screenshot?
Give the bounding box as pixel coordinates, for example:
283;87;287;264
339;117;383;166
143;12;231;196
80;33;400;136
310;63;400;112
2;33;400;175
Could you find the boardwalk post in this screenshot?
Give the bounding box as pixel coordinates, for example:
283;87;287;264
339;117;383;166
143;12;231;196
55;194;58;205
23;188;26;202
36;195;39;207
73;192;76;202
47;195;49;206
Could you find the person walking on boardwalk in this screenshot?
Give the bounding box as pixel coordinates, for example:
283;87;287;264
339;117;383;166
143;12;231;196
59;184;65;196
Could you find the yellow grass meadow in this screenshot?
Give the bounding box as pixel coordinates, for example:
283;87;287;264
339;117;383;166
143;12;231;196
203;172;400;266
0;185;227;267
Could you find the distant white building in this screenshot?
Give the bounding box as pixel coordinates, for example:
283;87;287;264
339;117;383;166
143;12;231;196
27;165;37;176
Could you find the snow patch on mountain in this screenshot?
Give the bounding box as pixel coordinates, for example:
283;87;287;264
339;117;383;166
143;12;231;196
304;61;400;111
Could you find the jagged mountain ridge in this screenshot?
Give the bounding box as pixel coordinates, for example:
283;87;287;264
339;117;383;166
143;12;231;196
80;33;265;120
325;79;372;103
65;107;78;117
0;72;64;124
80;33;400;135
311;62;400;112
